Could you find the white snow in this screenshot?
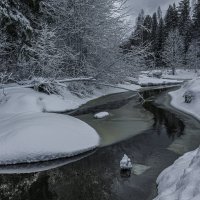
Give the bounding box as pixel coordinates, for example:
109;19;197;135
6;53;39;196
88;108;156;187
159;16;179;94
0;2;32;31
0;82;140;165
1;87;89;113
169;78;200;120
94;112;110;119
117;83;141;91
0;88;100;165
120;154;133;170
154;148;200;200
0;113;99;165
154;78;200;200
138;74;182;87
162;69;199;80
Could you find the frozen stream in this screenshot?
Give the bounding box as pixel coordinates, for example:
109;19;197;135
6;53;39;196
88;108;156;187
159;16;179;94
0;87;200;200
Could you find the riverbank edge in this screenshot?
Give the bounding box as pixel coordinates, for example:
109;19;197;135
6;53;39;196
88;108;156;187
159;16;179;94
153;84;200;200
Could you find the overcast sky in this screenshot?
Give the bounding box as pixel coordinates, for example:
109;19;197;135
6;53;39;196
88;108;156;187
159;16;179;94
125;0;180;24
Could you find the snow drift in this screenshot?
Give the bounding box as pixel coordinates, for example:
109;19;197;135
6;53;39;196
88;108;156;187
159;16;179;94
154;147;200;200
154;78;200;200
0;88;100;165
170;78;200;120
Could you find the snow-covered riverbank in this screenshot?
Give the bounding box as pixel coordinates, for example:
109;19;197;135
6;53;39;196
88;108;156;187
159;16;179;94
0;88;102;165
0;73;186;165
154;78;200;200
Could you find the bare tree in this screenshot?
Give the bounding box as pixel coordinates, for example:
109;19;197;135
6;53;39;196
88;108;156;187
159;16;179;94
163;29;184;75
186;39;200;72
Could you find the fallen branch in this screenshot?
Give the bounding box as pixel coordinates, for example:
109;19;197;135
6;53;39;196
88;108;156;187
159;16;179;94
93;82;145;103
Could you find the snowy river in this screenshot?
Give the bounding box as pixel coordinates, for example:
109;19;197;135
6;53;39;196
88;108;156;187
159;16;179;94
0;87;200;200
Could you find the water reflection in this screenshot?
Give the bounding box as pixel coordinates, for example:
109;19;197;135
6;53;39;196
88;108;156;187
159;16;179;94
0;151;95;174
144;102;185;140
0;90;191;200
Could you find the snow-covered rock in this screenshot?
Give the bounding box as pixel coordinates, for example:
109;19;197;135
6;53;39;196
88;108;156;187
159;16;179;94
120;154;133;170
154;147;200;200
94;112;110;119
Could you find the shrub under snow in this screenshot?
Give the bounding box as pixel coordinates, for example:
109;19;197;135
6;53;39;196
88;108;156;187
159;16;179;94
170;78;200;120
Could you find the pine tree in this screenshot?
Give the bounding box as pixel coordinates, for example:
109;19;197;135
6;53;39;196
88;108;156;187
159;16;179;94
143;15;152;43
178;0;192;53
164;4;178;35
151;12;158;50
191;0;197;15
157;6;162;21
155;18;165;66
132;9;145;45
193;0;200;36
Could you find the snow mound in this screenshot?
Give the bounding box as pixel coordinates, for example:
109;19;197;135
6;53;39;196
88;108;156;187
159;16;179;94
170;78;200;120
120;154;133;170
155;80;200;200
94;112;110;119
0;88;100;165
1;88;87;113
138;74;182;87
154;147;200;200
0;113;99;165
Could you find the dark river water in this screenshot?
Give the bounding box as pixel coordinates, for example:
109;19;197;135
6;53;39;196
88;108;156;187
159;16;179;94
0;88;200;200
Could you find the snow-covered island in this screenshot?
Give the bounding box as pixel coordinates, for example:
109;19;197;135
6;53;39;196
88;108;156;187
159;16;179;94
154;78;200;200
0;88;100;165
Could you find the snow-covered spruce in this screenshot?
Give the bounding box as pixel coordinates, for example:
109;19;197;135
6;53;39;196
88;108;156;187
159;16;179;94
154;147;200;200
94;112;110;119
0;88;100;165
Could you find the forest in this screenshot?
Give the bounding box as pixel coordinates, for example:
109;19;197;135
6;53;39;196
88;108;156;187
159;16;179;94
126;0;200;75
0;0;200;84
0;1;200;200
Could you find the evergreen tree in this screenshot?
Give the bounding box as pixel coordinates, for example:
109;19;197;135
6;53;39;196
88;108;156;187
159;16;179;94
151;12;158;50
191;0;197;15
132;9;145;45
155;18;165;66
164;4;178;35
157;6;162;21
178;0;192;53
142;15;152;43
193;0;200;36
